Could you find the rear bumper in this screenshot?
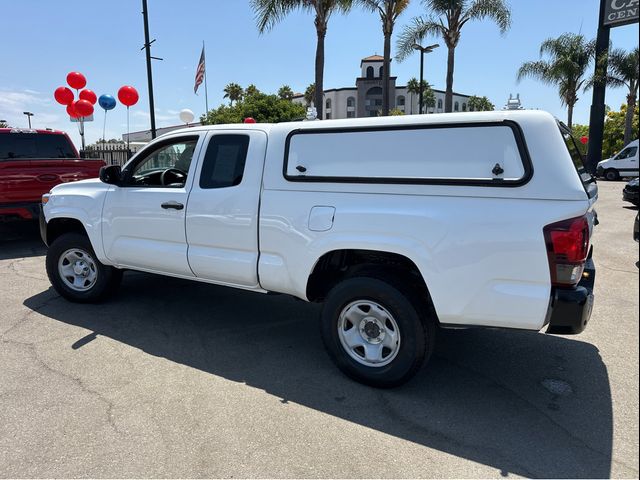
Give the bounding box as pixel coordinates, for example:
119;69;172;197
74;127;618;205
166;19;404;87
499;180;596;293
546;257;596;335
0;202;40;221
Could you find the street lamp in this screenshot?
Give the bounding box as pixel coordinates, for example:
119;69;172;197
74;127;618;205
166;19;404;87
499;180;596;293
412;43;439;114
23;111;34;128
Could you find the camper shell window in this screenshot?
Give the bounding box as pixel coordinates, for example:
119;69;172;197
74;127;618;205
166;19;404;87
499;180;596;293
283;121;532;186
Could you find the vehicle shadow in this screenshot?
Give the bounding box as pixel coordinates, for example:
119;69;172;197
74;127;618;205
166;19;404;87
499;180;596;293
0;221;46;260
24;273;613;478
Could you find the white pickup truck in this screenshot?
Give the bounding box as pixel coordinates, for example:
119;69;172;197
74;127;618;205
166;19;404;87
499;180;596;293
40;111;597;387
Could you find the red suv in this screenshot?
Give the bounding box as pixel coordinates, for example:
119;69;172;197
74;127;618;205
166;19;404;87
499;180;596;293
0;128;105;220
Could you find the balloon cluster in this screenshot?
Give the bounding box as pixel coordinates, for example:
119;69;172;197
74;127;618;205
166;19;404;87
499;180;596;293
54;72;97;119
53;72;139;119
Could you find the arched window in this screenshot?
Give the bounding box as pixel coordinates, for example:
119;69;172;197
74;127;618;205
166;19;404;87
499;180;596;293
462;103;467;112
366;66;374;78
454;101;459;112
325;98;331;109
437;99;443;110
397;95;405;107
379;66;384;77
347;97;355;107
365;87;383;116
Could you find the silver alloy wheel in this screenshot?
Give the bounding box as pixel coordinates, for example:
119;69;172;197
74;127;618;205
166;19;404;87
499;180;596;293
337;300;401;367
58;248;98;292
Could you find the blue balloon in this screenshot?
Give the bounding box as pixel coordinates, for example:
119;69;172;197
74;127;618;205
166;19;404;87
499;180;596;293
98;94;116;111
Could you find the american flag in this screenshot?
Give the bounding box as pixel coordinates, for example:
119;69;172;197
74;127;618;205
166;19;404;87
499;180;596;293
194;46;205;94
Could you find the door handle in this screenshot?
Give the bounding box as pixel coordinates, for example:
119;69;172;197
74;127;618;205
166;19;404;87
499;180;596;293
161;201;184;210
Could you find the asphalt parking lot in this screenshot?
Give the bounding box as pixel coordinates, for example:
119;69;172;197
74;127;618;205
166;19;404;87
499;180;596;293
0;181;638;478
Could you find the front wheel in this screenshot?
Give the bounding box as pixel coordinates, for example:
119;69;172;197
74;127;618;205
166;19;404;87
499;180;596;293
320;276;435;388
604;169;619;181
46;232;122;303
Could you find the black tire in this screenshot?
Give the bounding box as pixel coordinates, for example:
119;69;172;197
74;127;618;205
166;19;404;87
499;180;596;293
320;276;435;388
46;232;122;303
604;169;619;181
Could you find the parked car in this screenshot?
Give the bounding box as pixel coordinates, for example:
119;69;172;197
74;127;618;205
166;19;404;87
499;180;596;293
0;128;104;221
40;111;597;387
596;139;639;181
634;213;639;243
622;177;639;206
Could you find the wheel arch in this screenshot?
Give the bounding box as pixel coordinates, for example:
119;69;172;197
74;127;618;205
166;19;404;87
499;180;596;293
305;248;440;324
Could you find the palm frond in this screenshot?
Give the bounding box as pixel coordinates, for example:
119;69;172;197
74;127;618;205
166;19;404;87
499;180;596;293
250;0;304;32
516;60;553;84
462;0;511;33
395;15;444;61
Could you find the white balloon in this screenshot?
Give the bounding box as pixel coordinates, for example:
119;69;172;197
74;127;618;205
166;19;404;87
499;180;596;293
179;109;195;124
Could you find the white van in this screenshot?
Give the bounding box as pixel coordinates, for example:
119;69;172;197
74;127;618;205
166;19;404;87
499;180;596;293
597;139;639;180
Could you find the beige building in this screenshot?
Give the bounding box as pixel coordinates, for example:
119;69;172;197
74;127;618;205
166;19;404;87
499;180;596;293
293;55;473;119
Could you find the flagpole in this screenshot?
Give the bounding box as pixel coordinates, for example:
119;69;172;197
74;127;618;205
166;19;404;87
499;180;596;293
203;40;209;113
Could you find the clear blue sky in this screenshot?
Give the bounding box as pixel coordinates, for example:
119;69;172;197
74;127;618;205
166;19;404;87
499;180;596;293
0;1;637;148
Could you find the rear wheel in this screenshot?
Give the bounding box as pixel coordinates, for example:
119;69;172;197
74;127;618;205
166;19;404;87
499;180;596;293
320;276;435;388
604;169;619;181
46;232;122;303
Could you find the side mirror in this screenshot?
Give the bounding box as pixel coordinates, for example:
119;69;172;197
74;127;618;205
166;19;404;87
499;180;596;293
99;165;122;185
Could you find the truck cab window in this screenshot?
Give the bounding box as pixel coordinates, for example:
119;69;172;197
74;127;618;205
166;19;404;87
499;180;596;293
128;138;198;187
199;135;250;189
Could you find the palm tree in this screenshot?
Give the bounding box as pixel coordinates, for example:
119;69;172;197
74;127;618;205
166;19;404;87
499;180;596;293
245;84;261;97
406;77;420;113
602;47;639;145
406;77;432;113
397;0;511;113
278;85;295;100
251;0;355;119
517;33;595;129
223;83;243;106
304;83;316;107
361;0;411;115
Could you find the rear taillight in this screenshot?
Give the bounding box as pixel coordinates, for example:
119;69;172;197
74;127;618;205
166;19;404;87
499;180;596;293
543;215;590;287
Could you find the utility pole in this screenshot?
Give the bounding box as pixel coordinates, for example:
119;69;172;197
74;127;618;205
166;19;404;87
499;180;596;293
141;0;163;139
412;43;439;114
586;0;610;174
23;111;34;129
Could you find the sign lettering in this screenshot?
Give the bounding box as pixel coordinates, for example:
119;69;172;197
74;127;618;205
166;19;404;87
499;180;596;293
603;0;639;27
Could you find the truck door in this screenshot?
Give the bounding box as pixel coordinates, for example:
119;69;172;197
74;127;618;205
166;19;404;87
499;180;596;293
185;130;267;288
101;134;203;276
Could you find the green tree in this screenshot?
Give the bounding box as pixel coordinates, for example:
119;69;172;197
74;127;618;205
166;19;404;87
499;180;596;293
569;123;589;156
304;83;316;107
406;77;433;113
361;0;411;115
602;104;639;158
251;0;356;119
201;91;306;125
223;83;244;106
278;85;295;100
467;95;494;111
397;0;511;113
602;47;639;145
389;107;405;115
517;33;595;129
245;84;261;97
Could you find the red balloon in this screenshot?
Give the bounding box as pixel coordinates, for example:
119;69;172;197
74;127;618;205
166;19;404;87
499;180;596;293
243;117;256;124
74;99;94;117
79;89;97;105
118;85;139;107
66;102;80;119
580;135;588;145
54;86;74;105
67;71;87;90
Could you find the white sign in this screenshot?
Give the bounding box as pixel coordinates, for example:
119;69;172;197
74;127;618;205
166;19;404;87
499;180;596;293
70;115;94;122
